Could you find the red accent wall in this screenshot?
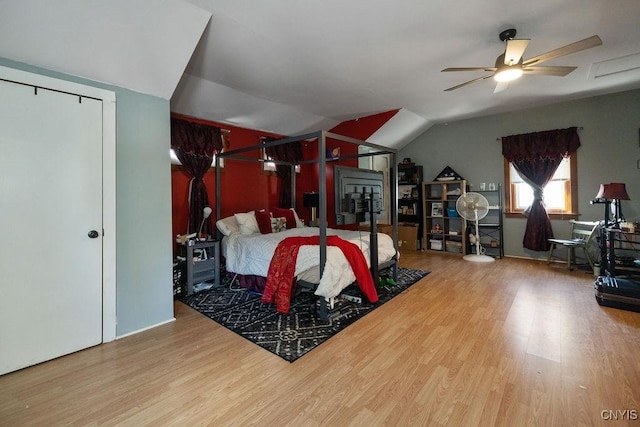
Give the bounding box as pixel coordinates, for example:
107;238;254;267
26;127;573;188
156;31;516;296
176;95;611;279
171;110;398;248
329;109;399;140
171;114;284;243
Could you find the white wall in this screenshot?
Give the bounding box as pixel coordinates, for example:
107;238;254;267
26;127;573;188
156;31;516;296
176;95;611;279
114;90;174;335
399;89;640;259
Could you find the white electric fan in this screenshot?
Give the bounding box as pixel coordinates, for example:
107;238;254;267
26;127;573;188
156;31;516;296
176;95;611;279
456;192;495;263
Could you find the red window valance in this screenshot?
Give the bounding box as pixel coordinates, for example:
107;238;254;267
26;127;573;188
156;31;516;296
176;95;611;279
502;127;580;162
171;117;223;156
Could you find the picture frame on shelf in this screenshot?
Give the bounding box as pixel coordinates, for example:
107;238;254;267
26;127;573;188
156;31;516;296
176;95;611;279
326;147;340;159
431;202;443;217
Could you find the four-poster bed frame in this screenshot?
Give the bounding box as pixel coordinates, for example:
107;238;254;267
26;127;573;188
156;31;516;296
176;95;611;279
214;130;400;319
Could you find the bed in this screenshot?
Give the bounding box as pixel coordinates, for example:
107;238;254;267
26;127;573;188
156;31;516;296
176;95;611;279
214;130;400;317
217;210;397;301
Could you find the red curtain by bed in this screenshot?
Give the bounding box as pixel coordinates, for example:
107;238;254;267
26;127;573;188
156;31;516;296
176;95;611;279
171;117;223;236
263;136;304;208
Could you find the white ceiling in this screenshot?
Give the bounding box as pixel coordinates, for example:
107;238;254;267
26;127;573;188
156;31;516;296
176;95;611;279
2;1;640;149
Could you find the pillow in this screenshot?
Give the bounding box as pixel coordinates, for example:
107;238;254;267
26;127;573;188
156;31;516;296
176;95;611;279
270;217;287;233
273;207;298;229
216;216;240;236
234;211;260;235
255;209;273;234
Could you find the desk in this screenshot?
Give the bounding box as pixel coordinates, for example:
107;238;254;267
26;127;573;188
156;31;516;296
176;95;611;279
179;240;220;296
604;229;640;279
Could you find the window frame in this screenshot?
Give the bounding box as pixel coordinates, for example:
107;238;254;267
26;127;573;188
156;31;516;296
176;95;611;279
503;152;579;220
261;149;301;175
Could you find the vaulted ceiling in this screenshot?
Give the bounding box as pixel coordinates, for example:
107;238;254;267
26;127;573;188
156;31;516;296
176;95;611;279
2;0;640;149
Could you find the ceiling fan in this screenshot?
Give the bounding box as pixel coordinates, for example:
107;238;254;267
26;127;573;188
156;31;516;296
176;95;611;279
442;29;602;93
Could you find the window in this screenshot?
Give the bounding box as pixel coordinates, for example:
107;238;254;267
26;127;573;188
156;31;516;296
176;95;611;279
262;150;301;173
504;153;578;218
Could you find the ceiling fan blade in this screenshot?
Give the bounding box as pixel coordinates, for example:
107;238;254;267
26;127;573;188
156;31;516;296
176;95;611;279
444;74;494;91
442;67;497;72
504;39;530;65
493;81;509;93
523;35;602;66
523;66;577;76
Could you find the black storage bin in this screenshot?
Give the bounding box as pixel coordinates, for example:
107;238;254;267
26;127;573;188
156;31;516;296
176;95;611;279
595;276;640;313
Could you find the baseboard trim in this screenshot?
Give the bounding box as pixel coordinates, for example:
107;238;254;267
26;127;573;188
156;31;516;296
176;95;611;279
115;317;176;340
503;255;549;262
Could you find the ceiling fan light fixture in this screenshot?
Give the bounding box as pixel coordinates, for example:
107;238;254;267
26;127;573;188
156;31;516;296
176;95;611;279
442;31;602;91
494;67;523;82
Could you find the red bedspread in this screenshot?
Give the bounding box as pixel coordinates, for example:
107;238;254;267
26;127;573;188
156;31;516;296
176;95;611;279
262;235;378;313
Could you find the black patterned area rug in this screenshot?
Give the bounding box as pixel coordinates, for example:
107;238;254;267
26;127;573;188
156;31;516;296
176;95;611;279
181;268;429;362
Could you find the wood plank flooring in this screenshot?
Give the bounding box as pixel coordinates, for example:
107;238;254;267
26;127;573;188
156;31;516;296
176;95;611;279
2;252;640;426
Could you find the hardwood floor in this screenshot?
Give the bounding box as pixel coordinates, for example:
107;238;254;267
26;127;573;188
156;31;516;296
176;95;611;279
2;252;640;426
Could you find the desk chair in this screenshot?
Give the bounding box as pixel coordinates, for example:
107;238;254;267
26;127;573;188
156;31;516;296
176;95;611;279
547;220;600;270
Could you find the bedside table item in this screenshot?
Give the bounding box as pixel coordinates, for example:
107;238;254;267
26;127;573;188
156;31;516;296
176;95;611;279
304;192;320;226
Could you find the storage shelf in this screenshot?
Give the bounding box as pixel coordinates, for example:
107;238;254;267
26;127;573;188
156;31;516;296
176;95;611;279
423;179;467;256
603;229;640;279
397;164;423;250
468;184;503;259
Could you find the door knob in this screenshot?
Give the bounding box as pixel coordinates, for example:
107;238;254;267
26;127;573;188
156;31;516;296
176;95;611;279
88;230;99;239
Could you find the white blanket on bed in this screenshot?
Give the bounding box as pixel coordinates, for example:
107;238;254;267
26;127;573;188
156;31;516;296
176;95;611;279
224;227;397;299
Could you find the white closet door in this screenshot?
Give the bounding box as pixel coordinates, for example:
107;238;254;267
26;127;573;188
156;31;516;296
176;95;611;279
0;79;103;375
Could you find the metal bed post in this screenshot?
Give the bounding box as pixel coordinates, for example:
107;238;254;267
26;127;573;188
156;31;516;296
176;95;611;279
290;159;296;209
317;131;329;319
389;151;398;281
215;155;222;240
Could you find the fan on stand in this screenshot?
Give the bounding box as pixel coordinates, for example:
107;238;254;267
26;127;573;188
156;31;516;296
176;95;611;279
456;192;495;263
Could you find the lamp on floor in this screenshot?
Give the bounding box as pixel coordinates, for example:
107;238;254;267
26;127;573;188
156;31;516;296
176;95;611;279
605;183;630;226
593;183;630;227
303;192;319;226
